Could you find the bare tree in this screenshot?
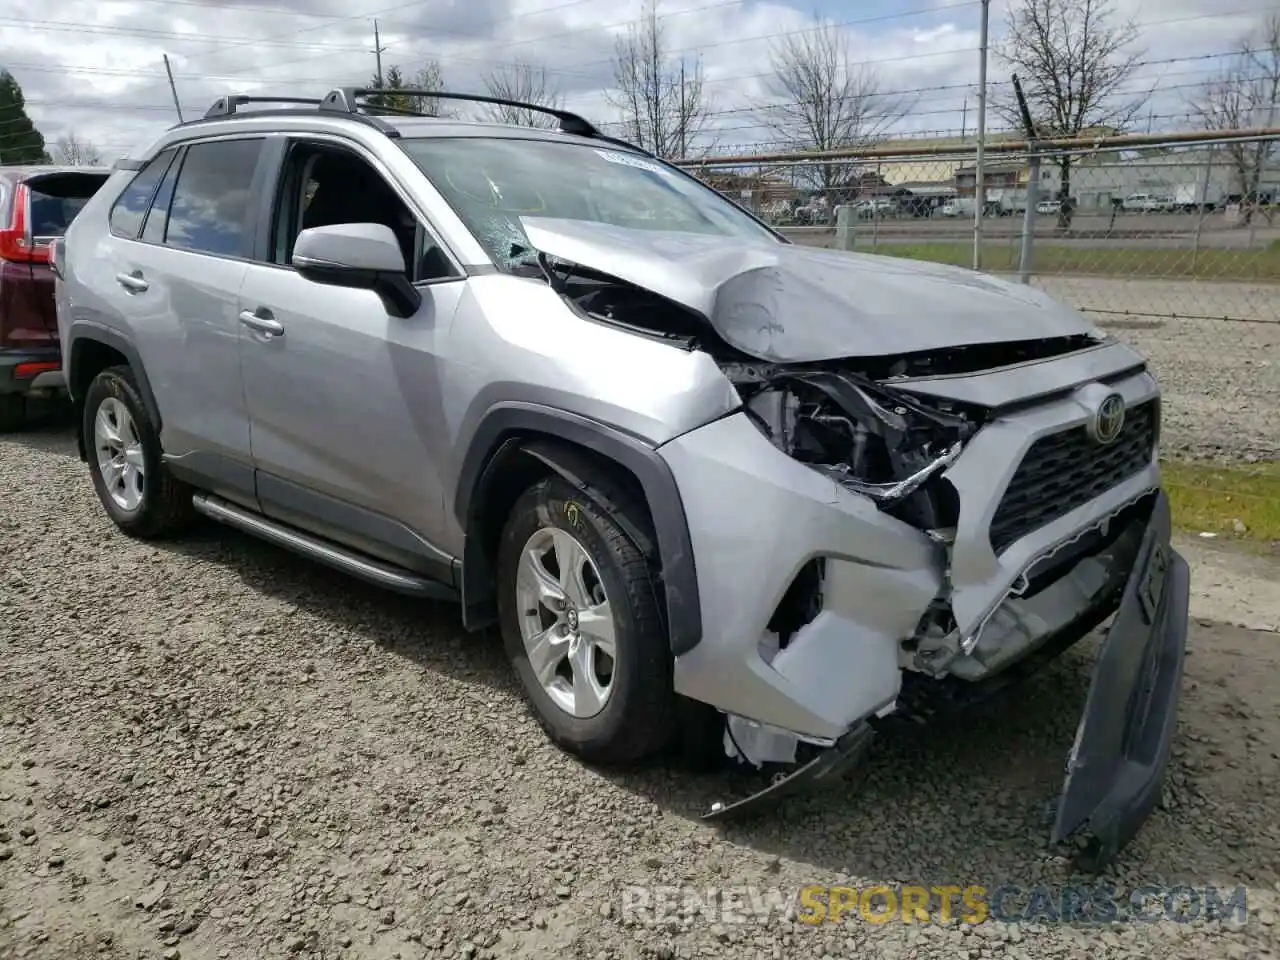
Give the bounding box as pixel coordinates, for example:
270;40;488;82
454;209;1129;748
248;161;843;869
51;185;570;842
481;62;563;127
368;60;453;117
758;19;912;202
406;62;452;118
52;131;102;166
997;0;1148;227
606;0;711;159
1190;13;1280;226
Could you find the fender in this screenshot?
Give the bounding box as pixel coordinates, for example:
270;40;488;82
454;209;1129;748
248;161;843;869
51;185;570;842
67;325;163;460
455;402;703;656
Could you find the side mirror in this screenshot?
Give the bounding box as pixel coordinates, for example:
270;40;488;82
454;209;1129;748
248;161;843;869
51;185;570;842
291;222;422;318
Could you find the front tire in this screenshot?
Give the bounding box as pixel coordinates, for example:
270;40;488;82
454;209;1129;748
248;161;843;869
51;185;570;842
496;475;675;765
83;365;195;539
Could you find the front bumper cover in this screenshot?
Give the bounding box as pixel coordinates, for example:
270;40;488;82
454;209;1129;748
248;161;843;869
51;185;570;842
703;491;1190;872
1050;488;1190;869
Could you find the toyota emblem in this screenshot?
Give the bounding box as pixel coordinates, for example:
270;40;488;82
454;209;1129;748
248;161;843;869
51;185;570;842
1089;392;1126;445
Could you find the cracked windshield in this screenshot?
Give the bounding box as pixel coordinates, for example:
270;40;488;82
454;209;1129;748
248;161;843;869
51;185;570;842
400;136;776;267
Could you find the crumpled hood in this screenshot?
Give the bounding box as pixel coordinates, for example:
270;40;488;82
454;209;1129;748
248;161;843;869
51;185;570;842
519;217;1101;363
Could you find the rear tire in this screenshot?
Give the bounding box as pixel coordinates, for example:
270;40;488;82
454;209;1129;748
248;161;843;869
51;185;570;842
496;475;675;765
83;365;195;539
0;394;24;433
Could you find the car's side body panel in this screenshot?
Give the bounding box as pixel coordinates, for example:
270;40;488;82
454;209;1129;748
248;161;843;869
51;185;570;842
660;412;943;739
236;261;469;573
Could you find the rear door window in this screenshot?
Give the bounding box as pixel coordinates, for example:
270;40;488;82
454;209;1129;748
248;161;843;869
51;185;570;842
164;138;265;259
110;149;178;239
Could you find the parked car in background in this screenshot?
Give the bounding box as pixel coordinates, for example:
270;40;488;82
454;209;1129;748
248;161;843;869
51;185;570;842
1121;193;1175;214
852;197;895;218
1036;199;1062;215
1;165;112;431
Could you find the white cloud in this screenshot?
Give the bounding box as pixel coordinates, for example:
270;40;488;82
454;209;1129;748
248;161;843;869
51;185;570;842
0;0;1268;163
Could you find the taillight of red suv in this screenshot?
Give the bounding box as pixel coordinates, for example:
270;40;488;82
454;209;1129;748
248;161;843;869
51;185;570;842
0;183;47;264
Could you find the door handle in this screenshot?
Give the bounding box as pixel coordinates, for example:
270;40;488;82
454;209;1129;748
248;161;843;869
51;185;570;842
115;271;149;293
238;309;285;337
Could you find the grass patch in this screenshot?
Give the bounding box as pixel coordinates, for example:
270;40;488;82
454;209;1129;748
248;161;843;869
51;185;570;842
873;242;1280;281
1161;458;1280;541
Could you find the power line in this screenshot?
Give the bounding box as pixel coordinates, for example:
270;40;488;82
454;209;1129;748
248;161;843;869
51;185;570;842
14;3;1273;160
176;0;607;69
2;47;1238;98
387;0;982;85
4;2;1256;97
0;16;374;53
12;56;1245;132
0;0;977;89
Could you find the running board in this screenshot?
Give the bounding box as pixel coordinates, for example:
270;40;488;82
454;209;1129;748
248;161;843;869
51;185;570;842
191;493;459;602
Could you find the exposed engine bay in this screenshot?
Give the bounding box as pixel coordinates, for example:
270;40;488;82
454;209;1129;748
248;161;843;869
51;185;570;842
561;269;986;534
723;361;980;533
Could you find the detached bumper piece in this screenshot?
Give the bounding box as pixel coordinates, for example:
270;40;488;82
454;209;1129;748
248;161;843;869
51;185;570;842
1051;489;1190;871
701;723;875;822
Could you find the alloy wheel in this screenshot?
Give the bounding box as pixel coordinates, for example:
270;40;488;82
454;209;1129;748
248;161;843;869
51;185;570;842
94;397;146;512
515;526;618;718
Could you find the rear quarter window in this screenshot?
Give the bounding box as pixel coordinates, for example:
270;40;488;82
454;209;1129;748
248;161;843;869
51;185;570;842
109;149;178;240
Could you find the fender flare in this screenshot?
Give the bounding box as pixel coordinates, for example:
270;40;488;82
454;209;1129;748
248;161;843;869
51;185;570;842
67;325;162;427
454;402;703;656
67;326;161;462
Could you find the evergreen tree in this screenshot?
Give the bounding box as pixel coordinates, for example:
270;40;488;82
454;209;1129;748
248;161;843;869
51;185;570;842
367;65;408;111
0;71;51;165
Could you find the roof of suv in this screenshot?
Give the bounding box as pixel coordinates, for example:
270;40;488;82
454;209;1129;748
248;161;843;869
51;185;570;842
124;87;653;168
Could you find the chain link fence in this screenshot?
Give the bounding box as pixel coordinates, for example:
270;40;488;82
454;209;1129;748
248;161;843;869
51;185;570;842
680;130;1280;537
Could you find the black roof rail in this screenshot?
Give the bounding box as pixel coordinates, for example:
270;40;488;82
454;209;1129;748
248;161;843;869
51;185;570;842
322;87;607;138
191;87;654;157
203;95;323;119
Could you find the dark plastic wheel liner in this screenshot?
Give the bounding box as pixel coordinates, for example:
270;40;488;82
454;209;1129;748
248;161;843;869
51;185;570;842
1051;490;1191;871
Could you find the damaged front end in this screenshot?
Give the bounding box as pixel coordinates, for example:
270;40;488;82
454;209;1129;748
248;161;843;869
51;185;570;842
510;218;1189;870
691;359;1188;872
728;360;974;532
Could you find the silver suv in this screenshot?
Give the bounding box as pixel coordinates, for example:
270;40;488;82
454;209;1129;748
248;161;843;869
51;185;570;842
54;89;1189;869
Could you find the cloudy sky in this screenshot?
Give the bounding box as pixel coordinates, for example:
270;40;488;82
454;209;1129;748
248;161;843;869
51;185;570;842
0;0;1271;163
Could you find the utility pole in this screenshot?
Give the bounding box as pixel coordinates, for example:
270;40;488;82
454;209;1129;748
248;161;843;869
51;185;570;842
678;58;687;160
163;54;184;123
372;19;387;89
961;95;968;140
972;0;990;271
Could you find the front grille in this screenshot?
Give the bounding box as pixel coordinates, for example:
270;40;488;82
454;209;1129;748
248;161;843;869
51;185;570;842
989;399;1157;554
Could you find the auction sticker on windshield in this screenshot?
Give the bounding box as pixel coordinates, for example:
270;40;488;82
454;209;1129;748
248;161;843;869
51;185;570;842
595;149;667;175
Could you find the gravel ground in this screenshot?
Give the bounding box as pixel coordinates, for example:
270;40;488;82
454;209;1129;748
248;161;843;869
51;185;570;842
1083;310;1280;463
3;413;1279;960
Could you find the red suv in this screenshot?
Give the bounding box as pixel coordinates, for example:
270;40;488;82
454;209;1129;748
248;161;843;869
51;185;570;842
1;165;112;431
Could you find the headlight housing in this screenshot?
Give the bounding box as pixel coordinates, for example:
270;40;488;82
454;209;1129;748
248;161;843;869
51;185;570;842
728;363;979;532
